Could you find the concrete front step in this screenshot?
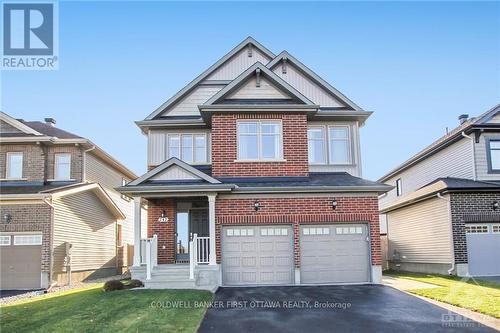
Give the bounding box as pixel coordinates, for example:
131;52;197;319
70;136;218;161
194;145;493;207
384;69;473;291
145;280;197;289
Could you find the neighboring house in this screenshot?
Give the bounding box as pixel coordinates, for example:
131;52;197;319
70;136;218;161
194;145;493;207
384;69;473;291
379;104;500;277
118;37;391;290
0;112;146;290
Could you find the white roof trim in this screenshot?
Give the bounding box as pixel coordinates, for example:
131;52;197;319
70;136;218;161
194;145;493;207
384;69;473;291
203;62;315;106
145;37;276;120
49;183;126;219
266;51;363;111
128;157;221;186
0;111;42;135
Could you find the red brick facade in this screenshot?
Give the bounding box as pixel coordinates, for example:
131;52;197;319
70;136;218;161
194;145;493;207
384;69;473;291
148;196;381;268
147;199;176;264
211;113;309;177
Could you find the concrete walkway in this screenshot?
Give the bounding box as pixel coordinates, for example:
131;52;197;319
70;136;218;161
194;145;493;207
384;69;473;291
382;275;500;331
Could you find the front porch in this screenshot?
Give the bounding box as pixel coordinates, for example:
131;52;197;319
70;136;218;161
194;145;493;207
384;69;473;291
131;194;220;290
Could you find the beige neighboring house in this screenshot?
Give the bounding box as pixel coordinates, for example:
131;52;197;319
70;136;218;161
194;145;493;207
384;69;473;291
379;104;500;277
0;111;146;290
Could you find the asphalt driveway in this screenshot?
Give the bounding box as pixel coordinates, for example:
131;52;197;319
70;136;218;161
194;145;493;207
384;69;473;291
198;285;496;333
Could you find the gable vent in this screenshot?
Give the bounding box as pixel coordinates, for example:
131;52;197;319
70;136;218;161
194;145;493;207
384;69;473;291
247;44;253;57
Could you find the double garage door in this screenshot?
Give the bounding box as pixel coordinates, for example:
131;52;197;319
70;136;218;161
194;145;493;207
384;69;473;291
466;223;500;276
221;224;370;286
0;234;42;290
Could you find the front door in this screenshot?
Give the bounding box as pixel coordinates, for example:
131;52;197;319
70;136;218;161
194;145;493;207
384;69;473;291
175;209;209;263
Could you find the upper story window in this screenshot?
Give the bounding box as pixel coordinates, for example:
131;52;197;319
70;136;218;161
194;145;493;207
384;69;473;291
54;153;71;180
237;120;283;161
168;133;208;164
396;178;403;197
307;125;352;165
6;152;23;179
488;140;500;172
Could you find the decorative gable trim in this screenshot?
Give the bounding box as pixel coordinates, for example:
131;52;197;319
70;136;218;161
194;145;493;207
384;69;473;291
266;51;363;111
128;157;221;186
473;103;500;125
0;111;42;135
203;62;316;106
145;37;275;120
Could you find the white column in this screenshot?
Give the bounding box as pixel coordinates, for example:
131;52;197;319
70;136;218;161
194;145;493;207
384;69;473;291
208;194;217;265
133;197;142;267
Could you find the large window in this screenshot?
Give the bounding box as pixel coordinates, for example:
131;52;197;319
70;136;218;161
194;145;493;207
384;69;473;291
168;133;207;164
488;140;500;172
54;153;71;180
6;152;23;179
307;125;352;164
308;127;326;164
237;121;282;160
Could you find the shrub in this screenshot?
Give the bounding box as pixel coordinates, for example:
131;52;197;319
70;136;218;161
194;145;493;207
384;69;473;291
103;280;124;292
127;279;144;288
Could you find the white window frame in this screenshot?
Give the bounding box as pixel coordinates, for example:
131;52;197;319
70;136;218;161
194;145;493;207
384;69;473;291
236;120;283;161
465;225;489;234
167;133;208;164
328;125;352;165
13;234;42;245
307;126;327;165
396;178;403;197
6;152;23;179
54;153;72;180
0;235;11;246
492;224;500;233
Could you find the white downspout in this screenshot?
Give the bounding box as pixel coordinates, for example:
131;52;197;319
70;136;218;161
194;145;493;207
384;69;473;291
437;193;455;275
461;132;476;181
82;145;96;182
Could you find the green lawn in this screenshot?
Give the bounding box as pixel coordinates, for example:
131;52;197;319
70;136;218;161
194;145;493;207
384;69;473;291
0;284;213;333
385;271;500;318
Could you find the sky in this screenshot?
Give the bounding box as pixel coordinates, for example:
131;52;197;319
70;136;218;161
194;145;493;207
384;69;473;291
1;1;499;180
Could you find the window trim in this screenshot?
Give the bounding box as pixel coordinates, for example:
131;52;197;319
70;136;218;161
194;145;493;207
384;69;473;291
167;133;208;164
396;178;403;197
486;138;500;174
327;125;352;165
0;235;11;246
6;152;24;179
13;234;42;246
54;153;72;180
307;126;327;165
236;120;284;161
307;125;353;165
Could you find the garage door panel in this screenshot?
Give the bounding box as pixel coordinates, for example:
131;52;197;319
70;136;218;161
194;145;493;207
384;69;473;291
466;224;500;276
224;242;241;252
241;257;256;267
224;257;240;267
222;226;293;286
241;242;256;252
1;235;42;290
300;224;369;284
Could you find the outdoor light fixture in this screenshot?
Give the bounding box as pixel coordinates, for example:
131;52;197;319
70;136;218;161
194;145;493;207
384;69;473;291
2;213;12;224
331;198;338;210
493;201;499;211
254;200;261;211
157;210;169;223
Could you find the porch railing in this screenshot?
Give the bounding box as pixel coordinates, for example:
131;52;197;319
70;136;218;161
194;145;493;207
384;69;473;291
140;235;158;280
189;234;210;280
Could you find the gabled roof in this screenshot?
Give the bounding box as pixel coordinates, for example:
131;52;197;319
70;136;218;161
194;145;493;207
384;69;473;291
0;111;42;135
128;157;221;186
145;37;276;120
379;103;500;182
202;62;315;106
266;51;363;111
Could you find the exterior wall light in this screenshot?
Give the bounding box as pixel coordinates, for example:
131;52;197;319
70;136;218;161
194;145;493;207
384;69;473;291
254;200;261;211
493;201;499;211
331;199;338;210
158;210;169;223
2;213;12;224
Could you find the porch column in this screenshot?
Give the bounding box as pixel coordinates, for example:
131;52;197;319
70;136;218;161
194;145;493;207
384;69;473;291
133;197;142;267
208;194;217;265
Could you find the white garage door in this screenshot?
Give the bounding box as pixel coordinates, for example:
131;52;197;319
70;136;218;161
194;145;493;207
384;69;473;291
222;225;294;286
0;234;42;290
300;224;370;284
466;223;500;276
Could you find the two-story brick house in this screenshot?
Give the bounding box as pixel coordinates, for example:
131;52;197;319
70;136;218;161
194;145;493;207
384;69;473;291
379;104;500;277
0;112;146;290
119;38;390;290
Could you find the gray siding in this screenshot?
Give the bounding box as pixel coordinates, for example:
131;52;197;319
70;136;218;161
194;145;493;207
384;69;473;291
380;138;474;207
53;191;117;272
226;77;289;100
206;47;272;81
475;132;500;181
164;86;224;117
387;196;452;264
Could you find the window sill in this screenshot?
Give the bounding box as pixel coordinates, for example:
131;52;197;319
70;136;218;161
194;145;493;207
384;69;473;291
47;178;77;182
309;163;355;166
0;178;28;181
234;159;287;163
